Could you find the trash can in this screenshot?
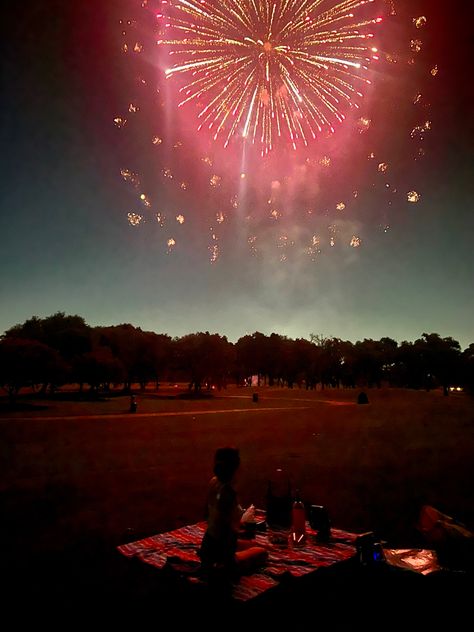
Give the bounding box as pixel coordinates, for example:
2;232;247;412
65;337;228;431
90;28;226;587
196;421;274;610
252;392;259;403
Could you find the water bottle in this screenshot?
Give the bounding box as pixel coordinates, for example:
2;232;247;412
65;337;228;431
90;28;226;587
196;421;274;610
291;490;306;545
266;468;292;545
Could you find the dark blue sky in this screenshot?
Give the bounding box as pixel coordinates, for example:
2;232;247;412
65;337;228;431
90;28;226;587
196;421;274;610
1;1;473;348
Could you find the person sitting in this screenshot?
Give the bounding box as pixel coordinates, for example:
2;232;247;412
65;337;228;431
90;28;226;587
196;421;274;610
198;447;268;581
417;504;474;570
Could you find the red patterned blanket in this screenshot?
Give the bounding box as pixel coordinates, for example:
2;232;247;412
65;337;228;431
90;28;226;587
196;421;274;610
118;518;358;602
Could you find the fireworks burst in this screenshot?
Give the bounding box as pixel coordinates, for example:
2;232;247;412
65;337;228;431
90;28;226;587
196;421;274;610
159;0;382;153
116;1;437;262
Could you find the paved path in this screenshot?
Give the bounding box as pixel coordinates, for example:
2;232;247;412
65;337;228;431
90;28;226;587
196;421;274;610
2;405;312;423
223;395;356;406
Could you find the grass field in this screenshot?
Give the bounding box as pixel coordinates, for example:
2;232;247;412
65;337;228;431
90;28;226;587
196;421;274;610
1;386;473;622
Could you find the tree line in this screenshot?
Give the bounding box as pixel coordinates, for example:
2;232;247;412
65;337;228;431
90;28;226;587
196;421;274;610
0;312;473;401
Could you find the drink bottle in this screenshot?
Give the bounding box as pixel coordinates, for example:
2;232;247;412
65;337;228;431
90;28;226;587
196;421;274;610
266;468;292;528
291;490;306;544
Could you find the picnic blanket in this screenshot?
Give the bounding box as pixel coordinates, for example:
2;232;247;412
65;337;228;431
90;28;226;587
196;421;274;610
118;518;358;602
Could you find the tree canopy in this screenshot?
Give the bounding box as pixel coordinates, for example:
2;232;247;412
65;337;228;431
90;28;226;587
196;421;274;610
1;313;472;400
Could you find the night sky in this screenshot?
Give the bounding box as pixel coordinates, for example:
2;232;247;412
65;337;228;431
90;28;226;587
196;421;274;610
1;1;473;348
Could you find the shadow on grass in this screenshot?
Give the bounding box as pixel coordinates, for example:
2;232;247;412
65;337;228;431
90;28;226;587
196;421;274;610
176;391;215;400
0;401;50;412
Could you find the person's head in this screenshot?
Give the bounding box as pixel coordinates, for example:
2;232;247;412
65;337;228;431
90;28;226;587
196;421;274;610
213;446;240;483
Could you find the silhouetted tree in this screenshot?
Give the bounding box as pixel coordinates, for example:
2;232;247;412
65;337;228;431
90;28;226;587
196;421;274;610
338;340;357;388
462;343;474;395
5;312;92;360
96;325;171;391
279;336;303;388
416;333;462;395
352;338;398;388
394;340;424;389
1;311;472;397
74;348;125;391
4;312;92;390
0;338;62;402
310;335;346;388
291;337;319;389
235;332;270;386
176;332;233;391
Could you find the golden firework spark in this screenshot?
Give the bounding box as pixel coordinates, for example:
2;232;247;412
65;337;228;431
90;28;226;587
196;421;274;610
414;16;427;29
407;191;420;203
410;39;422;53
127;212;143;226
121;168;140;187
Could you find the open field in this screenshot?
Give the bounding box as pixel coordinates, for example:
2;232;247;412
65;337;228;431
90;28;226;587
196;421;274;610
1;386;473;622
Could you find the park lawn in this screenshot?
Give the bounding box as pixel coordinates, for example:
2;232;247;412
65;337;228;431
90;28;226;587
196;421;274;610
1;386;473;623
1;386;473;556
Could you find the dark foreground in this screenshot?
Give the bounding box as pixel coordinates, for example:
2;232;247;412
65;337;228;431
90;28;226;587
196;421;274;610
4;530;472;629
